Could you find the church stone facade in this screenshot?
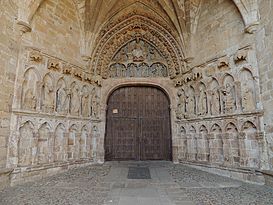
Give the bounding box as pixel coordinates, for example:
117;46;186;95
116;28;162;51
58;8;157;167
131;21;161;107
0;0;273;188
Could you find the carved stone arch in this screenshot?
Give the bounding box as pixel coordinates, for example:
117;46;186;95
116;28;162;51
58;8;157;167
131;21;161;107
242;120;257;132
180;126;186;135
222;73;235;86
209;77;220;89
189;125;196;134
225;122;238;133
91;15;185;79
210;123;222;134
199;125;208;134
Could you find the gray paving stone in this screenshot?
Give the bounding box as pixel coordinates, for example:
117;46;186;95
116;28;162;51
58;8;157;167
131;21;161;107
0;162;272;205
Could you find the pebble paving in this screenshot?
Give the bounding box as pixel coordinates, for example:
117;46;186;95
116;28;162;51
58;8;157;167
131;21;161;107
0;162;272;205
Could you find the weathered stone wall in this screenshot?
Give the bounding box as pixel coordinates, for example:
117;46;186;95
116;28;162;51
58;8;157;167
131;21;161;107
26;0;83;66
192;0;246;66
0;1;19;170
255;0;273;170
3;0;100;186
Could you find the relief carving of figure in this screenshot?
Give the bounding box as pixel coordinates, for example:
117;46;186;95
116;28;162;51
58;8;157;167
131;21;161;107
81;88;90;117
211;89;220;115
222;83;236;113
70;84;81;116
91;94;100;119
176;89;186;119
132;40;145;62
242;83;256;112
198;88;207;116
56;84;69;114
186;94;195;118
23;89;37;110
42;78;54;113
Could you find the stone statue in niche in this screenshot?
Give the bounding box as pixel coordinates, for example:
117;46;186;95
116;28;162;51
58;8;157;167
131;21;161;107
81;87;90;117
140;63;149;77
90;88;100;119
211;89;220;115
22;69;38;111
242;83;256;112
132;40;145;62
222;83;236;113
240;69;256;112
128;63;137;77
23;89;37;110
56;82;69;114
41;76;54;113
185;89;195;118
91;94;100;119
176;89;186;119
198;87;207;116
18;122;34;166
70;83;81;116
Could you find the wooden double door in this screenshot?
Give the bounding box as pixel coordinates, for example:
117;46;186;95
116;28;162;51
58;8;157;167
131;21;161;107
105;86;172;161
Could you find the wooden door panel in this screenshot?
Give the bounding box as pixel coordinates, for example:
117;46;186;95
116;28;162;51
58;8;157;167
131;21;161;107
105;86;171;161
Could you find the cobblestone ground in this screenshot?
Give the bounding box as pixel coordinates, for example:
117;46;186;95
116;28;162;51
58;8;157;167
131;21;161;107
0;165;111;205
0;163;273;205
169;165;273;205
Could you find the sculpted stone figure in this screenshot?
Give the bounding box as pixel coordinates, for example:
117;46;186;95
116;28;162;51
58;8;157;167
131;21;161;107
56;85;69;114
242;83;256;112
211;89;220;115
70;84;81;116
42;80;54;112
222;83;236;113
176;89;186;119
186;94;195;118
91;94;100;119
23;89;37;110
198;88;207;116
81;91;90;117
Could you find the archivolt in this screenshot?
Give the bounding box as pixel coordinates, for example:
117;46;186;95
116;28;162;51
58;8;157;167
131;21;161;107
91;14;186;80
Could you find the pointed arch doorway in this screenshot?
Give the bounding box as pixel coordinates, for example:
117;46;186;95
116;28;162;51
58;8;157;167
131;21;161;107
105;85;172;161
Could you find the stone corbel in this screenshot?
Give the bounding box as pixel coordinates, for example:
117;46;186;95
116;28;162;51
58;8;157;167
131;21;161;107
245;22;260;34
17;20;32;34
81;55;91;62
